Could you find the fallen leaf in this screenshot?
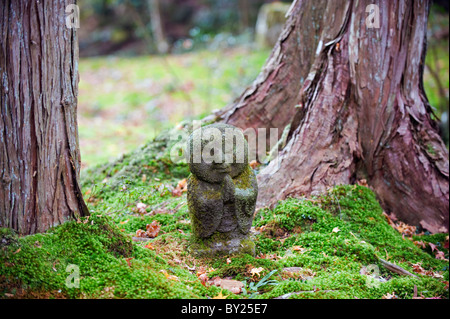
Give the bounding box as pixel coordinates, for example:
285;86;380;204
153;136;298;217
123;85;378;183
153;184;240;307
357;179;368;187
292;246;308;254
443;281;449;290
135;203;147;214
435;250;448;261
144;243;154;249
198;273;208;286
429;242;437;252
172;188;182;197
125;257;134;267
249;160;260;169
136;229;148;238
332;227;340;233
382;212;395;226
160;270;179;281
167;275;179;281
13;248;21;254
177;178;187;190
250;267;264;277
146;220;161;238
413;240;426;249
172;178;187;197
382;292;398;299
119;219;129;224
411;262;444;278
212;290;229;299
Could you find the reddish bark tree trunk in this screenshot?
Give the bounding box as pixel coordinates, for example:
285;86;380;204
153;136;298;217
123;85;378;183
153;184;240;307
214;0;449;233
0;0;89;235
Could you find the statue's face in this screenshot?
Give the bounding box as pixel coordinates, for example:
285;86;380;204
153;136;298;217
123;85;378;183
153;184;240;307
186;124;248;183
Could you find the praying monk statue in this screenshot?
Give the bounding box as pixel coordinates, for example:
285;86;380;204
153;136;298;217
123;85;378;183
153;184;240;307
185;123;258;256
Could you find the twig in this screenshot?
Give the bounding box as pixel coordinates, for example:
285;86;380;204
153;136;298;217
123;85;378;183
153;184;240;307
378;258;417;278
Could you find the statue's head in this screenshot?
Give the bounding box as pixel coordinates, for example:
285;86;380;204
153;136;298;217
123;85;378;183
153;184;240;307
186;123;248;183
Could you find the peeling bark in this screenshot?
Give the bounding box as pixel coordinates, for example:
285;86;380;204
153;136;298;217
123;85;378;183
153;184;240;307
215;0;449;233
0;0;89;235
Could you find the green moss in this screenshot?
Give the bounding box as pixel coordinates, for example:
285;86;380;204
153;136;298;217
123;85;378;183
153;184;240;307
1;130;447;299
208;254;277;281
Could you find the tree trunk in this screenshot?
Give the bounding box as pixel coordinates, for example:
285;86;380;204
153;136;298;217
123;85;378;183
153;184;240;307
214;0;449;233
148;0;169;54
0;0;89;235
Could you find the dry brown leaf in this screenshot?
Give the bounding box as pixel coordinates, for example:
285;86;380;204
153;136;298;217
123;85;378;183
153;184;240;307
172;178;187;197
250;267;264;277
382;292;398;299
146;221;161;238
198;273;208;286
160;270;179;281
435;250;448;261
196;266;209;277
429;242;437;252
357;179;368;187
292;246;308;254
125;257;133;267
136;202;147;214
249;160;261;169
135;229;147;238
413;240;426;249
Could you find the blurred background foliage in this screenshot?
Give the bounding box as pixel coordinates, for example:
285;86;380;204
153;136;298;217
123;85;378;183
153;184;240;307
76;0;449;168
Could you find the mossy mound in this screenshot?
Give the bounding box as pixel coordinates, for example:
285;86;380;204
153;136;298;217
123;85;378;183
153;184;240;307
1;132;448;299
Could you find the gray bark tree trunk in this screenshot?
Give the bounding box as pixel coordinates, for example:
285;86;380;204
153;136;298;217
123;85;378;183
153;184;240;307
0;0;89;235
149;0;169;54
213;0;449;233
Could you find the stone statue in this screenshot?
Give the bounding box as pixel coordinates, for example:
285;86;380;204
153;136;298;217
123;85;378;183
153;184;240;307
185;123;258;256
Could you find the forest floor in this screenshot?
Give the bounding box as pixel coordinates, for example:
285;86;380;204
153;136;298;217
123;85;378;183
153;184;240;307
0;124;448;299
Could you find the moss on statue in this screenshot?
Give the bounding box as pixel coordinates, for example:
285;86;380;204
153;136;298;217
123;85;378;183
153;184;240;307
186;124;258;257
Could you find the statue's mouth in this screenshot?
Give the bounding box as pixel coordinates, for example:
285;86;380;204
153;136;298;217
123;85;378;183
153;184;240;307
213;164;231;173
215;167;231;173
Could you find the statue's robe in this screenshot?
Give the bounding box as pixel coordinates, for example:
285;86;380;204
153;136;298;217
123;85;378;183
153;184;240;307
187;166;258;238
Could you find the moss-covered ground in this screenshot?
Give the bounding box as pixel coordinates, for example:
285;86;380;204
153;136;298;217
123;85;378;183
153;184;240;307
1;127;448;299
